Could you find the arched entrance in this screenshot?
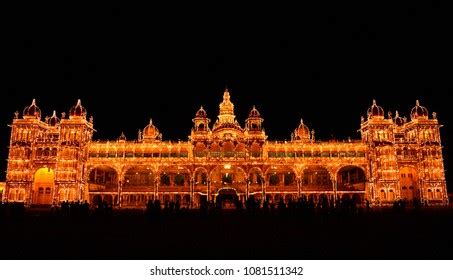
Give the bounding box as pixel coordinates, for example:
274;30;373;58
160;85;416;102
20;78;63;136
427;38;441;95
33;167;55;205
337;166;366;191
399;166;418;201
216;188;239;209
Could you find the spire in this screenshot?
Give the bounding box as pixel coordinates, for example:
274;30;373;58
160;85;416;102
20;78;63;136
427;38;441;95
218;87;235;123
52;110;57;117
31;99;36;105
77;99;82;106
118;132;126;141
372;99;377;106
223;87;230;101
149;118;153;125
416;100;420;106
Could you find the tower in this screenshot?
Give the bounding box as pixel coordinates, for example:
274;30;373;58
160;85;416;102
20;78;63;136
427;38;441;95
5;99;46;203
360;100;398;204
404;100;447;204
56;99;94;203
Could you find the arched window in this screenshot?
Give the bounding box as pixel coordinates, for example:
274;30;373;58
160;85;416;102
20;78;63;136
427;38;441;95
160;173;171;186
174;174;185;186
269;173;280;186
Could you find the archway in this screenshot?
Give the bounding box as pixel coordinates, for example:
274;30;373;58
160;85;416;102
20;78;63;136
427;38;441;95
337;166;366;191
194;168;208;186
33;167;55;205
302;166;332;191
399;166;418;201
216;188;239;209
124;166;155;191
88;166;118;191
210;165;246;194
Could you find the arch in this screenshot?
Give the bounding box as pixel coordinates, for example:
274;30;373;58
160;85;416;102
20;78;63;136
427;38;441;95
269;173;280;186
235;143;246;152
337;165;366;191
18;188;25;201
88;166;119;191
194;143;207;156
399;166;418;201
160;173;171;186
194;167;208;186
174;173;185;186
250;142;262;158
302;166;332;191
216;188;238;208
248;167;264;185
123;166;155;191
92;194;102;206
210;165;247;192
32;167;55;205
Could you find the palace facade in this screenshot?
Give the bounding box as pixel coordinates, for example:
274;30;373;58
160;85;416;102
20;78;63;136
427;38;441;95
3;89;448;207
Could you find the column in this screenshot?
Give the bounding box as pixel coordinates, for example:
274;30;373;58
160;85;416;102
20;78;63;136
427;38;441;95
332;179;337;207
246;178;249;200
297;178;301;198
207;180;211;202
190;178;194;209
155;178;159;201
118;180;122;208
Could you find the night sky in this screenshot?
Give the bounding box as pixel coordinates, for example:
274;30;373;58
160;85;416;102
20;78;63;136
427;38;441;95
2;3;452;189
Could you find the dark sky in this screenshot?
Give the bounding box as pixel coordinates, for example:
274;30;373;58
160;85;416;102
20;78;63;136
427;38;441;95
2;3;453;189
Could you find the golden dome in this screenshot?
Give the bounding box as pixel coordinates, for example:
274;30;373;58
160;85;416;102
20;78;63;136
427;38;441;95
23;99;41;119
143;119;160;140
410;100;429;120
69;99;87;118
47;110;60;126
367;99;384;119
294;119;310;140
195;106;207;118
248;105;261;118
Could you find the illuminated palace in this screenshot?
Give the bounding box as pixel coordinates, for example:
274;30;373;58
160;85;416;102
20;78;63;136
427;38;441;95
3;89;448;207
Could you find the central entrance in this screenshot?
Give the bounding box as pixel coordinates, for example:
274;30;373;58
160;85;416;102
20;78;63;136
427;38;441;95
216;188;239;209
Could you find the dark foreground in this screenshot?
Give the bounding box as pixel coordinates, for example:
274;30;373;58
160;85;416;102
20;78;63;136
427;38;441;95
1;207;453;259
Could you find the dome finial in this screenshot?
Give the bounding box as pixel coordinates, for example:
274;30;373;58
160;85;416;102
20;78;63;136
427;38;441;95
77;99;81;106
32;99;36;105
300;118;304;124
395;111;399;117
149;118;153;125
372;99;377;106
52;110;56;117
416;100;420;106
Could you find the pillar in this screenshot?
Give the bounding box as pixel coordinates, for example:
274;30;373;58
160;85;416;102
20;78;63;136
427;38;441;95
118;180;122;208
190;178;194;209
297;178;301;198
246;178;249;200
